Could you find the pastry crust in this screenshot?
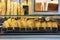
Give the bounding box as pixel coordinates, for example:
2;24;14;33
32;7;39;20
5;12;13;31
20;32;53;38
1;0;6;15
6;0;11;15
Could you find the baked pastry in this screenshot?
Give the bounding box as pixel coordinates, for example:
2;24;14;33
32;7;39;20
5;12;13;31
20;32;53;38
0;2;2;14
17;3;21;15
1;0;6;15
52;22;58;28
3;21;10;28
10;2;14;15
35;21;41;28
41;21;47;29
17;19;22;28
21;18;27;28
47;21;52;29
11;18;17;29
28;0;32;15
6;0;11;15
20;7;24;15
27;19;34;28
48;1;58;11
35;2;42;11
13;2;18;15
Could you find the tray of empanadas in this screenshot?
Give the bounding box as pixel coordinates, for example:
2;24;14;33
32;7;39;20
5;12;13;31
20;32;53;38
0;16;59;35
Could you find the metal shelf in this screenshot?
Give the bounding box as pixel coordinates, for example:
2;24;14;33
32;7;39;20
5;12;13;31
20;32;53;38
0;33;60;35
0;14;60;17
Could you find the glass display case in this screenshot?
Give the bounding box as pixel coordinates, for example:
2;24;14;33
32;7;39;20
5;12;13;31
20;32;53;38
0;0;60;35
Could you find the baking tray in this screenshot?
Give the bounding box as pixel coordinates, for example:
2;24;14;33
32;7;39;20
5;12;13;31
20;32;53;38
0;27;59;35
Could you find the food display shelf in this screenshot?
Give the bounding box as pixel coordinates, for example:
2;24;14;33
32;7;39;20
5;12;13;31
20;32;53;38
0;0;59;35
0;16;59;35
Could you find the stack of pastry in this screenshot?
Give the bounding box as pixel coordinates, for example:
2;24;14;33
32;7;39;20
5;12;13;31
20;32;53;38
1;0;6;15
0;2;2;14
48;1;58;11
10;2;14;15
35;2;42;11
17;3;21;15
28;0;32;15
10;0;21;15
13;2;18;15
6;0;11;15
0;0;32;15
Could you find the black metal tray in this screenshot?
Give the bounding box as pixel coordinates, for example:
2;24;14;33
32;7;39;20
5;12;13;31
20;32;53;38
0;27;59;35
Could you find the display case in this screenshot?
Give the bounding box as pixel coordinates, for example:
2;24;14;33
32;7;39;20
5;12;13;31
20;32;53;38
0;0;60;35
